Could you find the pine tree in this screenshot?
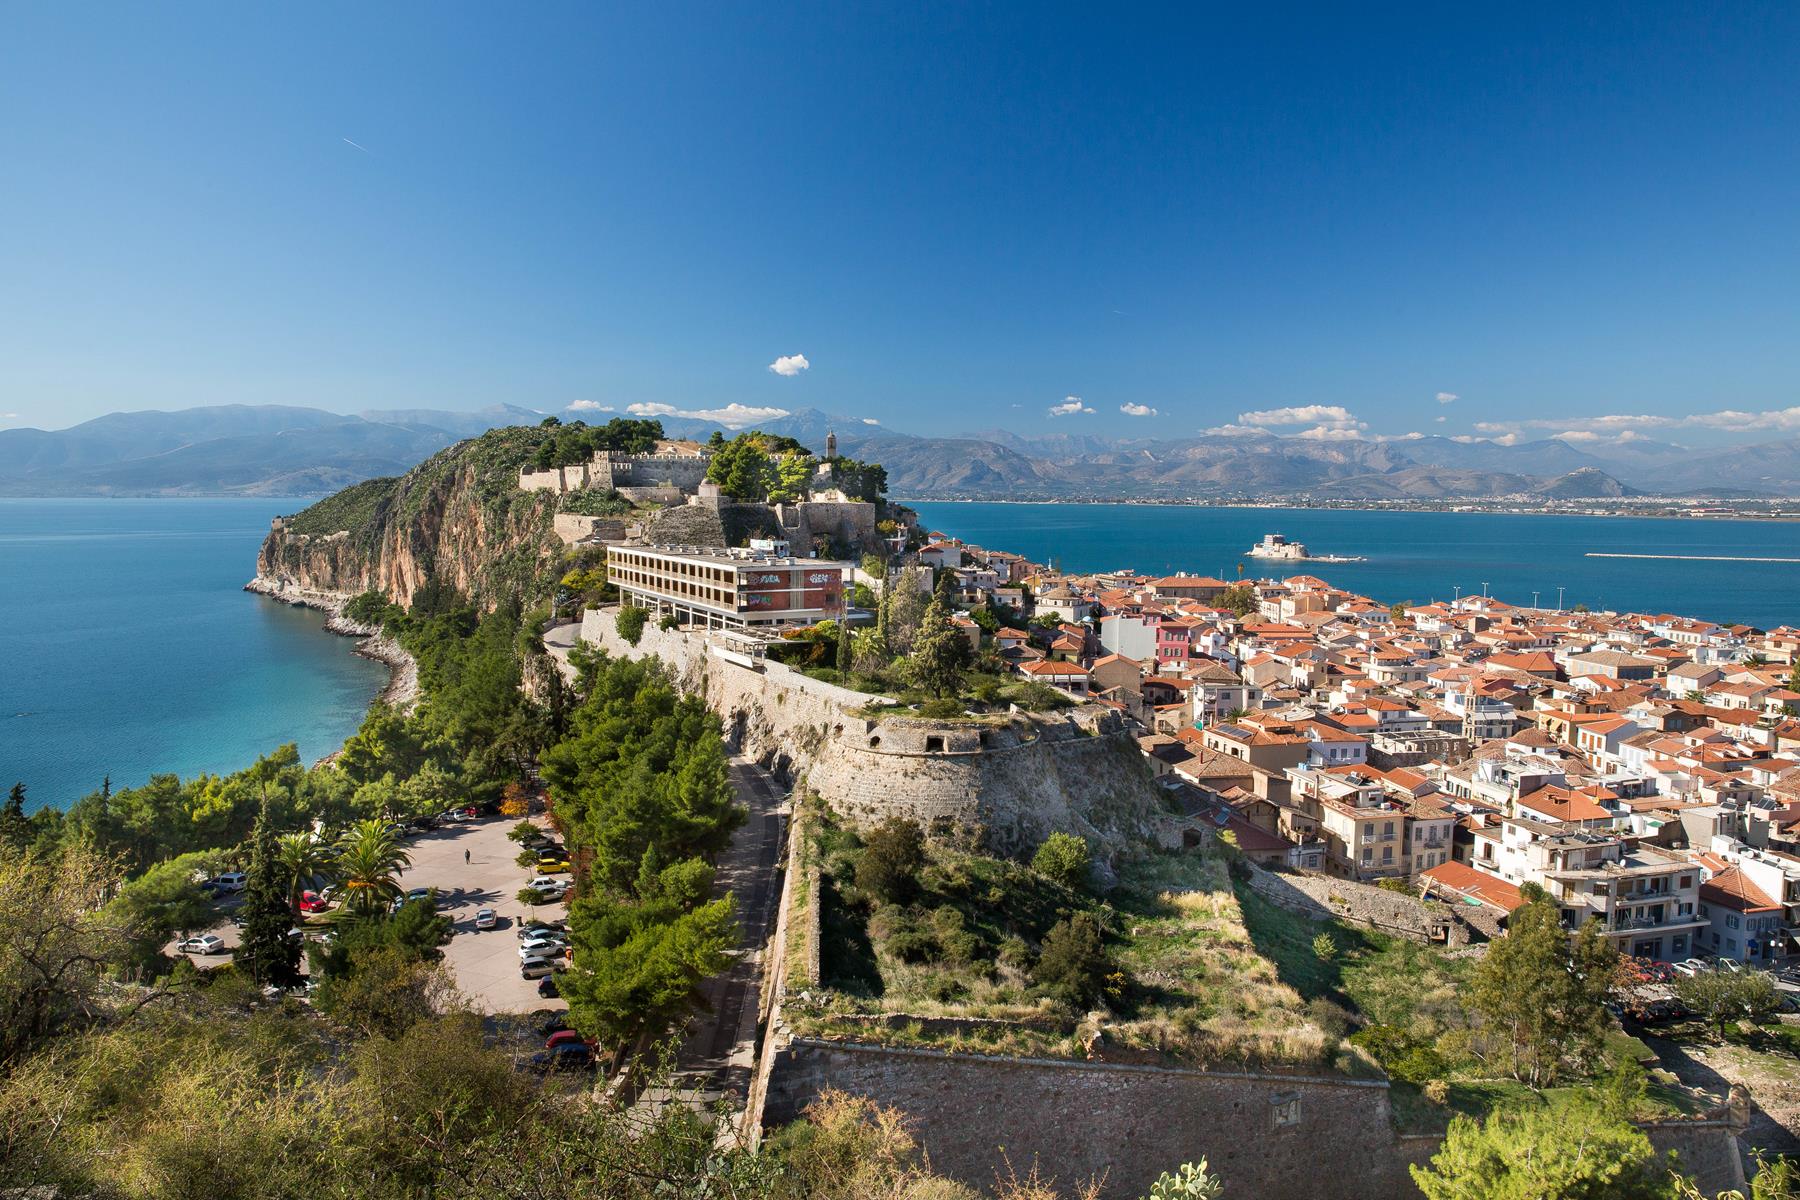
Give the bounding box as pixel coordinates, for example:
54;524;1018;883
902;594;973;699
1468;883;1615;1085
236;798;302;989
0;782;29;853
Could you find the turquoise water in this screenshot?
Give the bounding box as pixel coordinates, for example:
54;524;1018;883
0;499;386;812
907;503;1800;631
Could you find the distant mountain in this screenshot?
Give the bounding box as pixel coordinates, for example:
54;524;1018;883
1533;467;1637;499
5;401;1799;500
0;404;534;496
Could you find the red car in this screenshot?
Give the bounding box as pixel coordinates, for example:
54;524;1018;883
297;890;329;914
545;1029;592;1051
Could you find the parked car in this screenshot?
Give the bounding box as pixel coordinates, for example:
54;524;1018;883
525;876;565;894
535;855;572;873
537;975;560;998
1717;958;1745;974
474;908;498;930
536;1014;570;1037
297;890;329;914
545;1029;591;1051
520;955;566;980
520;937;569;959
178;934;226;955
517;919;567;940
529;1043;593;1073
458;805;479;820
1673;958;1711;977
207;872;248;894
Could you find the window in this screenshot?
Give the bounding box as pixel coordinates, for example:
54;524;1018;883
1726;937;1738;954
1363;823;1374;838
1382;846;1394;863
1727;914;1741;930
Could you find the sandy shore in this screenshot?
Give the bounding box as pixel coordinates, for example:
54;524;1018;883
244;575;420;710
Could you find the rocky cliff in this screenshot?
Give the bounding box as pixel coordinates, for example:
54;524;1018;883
253;426;564;608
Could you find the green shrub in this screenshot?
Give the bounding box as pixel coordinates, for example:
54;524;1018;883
1031;832;1090;890
916;698;964;719
616;605;649;646
1032;912;1115;1008
1312;931;1337;962
658;614;679;632
855;818;925;905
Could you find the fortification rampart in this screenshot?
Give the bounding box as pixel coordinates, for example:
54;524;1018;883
574;607;1163;853
759;1038;1746;1200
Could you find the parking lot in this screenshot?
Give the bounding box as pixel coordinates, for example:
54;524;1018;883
397;814;569;1015
170;812;569;1016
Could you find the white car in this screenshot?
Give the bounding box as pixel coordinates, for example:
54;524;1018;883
474;908;498;930
525;876;565;894
520;936;568;959
178;934;226;955
208;872;248;894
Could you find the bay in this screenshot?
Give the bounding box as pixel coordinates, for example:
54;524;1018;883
906;502;1800;631
0;498;386;812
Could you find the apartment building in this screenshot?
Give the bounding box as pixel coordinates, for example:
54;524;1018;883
606;544;848;630
1534;834;1703;961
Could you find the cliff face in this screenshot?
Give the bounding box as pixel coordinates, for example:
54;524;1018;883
254;427;563;608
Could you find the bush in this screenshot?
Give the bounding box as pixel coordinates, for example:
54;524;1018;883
1032;912;1115;1009
1422;1078;1451;1105
615;605;649;646
658;614;679;631
928;905;982;965
1031;832;1090;891
916;698;964;719
1312;932;1337;962
855;818;925;905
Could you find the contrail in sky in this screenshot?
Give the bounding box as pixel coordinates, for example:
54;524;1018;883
342;137;371;154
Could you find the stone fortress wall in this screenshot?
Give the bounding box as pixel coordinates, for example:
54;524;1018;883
574;606;1163;854
519;451;712;496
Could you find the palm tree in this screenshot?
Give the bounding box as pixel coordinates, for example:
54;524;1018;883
276;832;333;915
335;818;411;918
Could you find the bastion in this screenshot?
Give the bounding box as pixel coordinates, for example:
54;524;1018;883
573;607;1164;854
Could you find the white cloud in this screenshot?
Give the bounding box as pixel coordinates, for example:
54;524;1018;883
1232;404;1367;437
768;353;810;377
1436;392;1458;404
1236;404;1361;429
1435;416;1447;423
566;400;614;412
1199;424;1275;438
1119;403;1157;418
1048;396;1095;417
861;417;880;425
625;402;791;428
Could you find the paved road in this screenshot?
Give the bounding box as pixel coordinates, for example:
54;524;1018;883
672;756;788;1101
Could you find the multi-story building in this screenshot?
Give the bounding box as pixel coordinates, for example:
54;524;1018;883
1532;834;1703;961
606;544;849;630
1286;765;1456;879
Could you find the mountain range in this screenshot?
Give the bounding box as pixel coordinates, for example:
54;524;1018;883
0;403;1790;500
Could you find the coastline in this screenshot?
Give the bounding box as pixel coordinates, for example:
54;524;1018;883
244;575;419;711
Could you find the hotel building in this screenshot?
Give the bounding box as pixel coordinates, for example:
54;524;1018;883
605;544;850;630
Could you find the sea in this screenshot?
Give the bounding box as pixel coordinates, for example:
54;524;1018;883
0;498;386;813
5;497;1800;813
907;502;1800;632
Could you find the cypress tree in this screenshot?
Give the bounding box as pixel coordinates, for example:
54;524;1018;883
236;797;302;989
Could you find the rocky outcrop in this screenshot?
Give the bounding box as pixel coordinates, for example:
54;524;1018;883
244;575;419;710
251;427;563;609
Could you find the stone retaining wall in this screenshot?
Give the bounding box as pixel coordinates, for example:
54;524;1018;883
1242;862;1484;947
764;1039;1410;1199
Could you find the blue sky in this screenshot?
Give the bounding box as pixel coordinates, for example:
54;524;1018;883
2;3;1797;447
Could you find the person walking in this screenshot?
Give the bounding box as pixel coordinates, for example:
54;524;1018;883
464;848;470;866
